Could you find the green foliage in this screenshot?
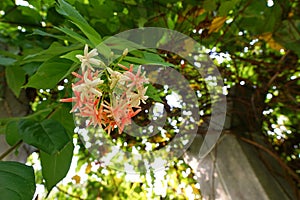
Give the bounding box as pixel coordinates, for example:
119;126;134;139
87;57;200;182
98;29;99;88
239;0;282;34
18;118;71;155
25;58;74;89
5;65;26;97
50;105;76;137
0;161;36;200
145;83;163;102
40;141;74;191
5;120;21;146
56;0;102;46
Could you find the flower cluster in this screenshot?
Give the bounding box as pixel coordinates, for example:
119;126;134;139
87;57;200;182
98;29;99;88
61;45;149;134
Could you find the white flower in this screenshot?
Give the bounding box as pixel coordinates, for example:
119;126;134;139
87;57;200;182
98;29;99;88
107;67;124;89
75;44;104;71
129;86;148;107
73;71;104;100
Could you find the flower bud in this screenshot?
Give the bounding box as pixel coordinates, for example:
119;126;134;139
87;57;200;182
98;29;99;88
122;48;128;57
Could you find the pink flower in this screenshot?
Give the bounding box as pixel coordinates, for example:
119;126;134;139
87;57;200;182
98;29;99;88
103;97;141;134
77;98;103;127
122;65;148;88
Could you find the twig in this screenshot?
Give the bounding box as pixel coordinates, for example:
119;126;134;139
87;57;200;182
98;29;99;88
56;186;85;200
0;140;23;160
231;54;277;67
265;50;291;91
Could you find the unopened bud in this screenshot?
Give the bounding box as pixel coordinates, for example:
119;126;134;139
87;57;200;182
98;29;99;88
110;51;114;57
122;48;128;56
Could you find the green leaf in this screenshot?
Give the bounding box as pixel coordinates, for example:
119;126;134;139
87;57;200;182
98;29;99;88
203;0;217;11
25;58;73;89
23;42;81;63
18;118;70;155
123;56;174;67
218;0;236;16
274;20;300;56
56;0;102;46
40;141;74;191
24;108;54;122
4;109;54;141
0;55;16;66
239;0;282;34
0;161;36;200
30;29;66;40
5;120;21;146
60;50;82;63
55;26;91;45
50;105;75;136
143;51;165;63
145;84;163;102
22;62;41;76
5;65;26;97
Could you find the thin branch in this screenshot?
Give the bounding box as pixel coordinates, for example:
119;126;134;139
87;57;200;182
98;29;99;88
56;186;85;200
265;50;291;90
0;140;23;160
231;54;277;67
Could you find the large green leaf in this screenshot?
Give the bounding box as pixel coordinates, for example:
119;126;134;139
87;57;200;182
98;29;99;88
0;161;36;200
25;58;73;89
23;42;81;63
40;141;74;191
5;65;26;97
30;29;66;41
50;105;75;136
22;62;41;76
239;0;282;34
18;118;70;155
5;120;21;146
123;56;174;67
274;20;300;56
55;26;91;45
56;0;102;46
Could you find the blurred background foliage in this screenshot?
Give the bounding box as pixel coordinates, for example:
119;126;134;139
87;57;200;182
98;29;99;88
0;0;299;199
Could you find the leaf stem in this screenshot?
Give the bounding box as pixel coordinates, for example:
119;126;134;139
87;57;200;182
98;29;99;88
0;140;23;160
